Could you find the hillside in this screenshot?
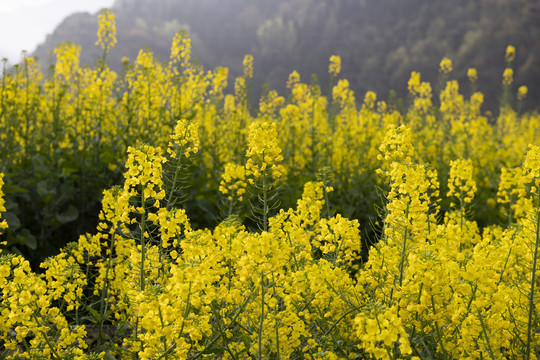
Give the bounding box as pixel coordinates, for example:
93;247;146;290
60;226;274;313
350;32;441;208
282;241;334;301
32;0;540;110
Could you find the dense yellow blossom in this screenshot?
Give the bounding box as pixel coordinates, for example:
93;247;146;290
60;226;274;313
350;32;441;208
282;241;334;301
518;85;528;101
245;120;285;181
329;55;341;76
220;162;247;202
447;159;477;205
287;70;300;89
95;8;116;51
439;57;453;74
0;174;7;233
505;45;516;63
0;16;539;359
502;68;513;85
354;305;412;359
243;54;254;79
467;67;478;82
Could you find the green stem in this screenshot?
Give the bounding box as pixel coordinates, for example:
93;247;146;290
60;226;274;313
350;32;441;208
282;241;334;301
525;200;540;360
477;308;496;360
158;304;170;360
29;312;62;360
271;272;280;360
97;233;115;348
262;152;268;232
140;190;147;292
323;182;331;219
459;191;464;252
258;273;265;360
397;202;411;288
431;295;449;358
165;136;187;210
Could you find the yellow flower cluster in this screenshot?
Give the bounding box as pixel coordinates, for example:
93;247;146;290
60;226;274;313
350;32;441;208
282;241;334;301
517;85;528;101
123;145;166;208
447;159;477;205
95;9;117;51
0;15;539;358
167;118;199;159
354;304;413;360
0;254;89;359
245;120;285;181
243;54;254;79
408;71;433;112
467;67;478;82
329;55;341;76
376;125;416;171
502;68;513;86
170;30;191;68
0;174;7;234
219;162;247;201
505;45;516;63
439;57;453;74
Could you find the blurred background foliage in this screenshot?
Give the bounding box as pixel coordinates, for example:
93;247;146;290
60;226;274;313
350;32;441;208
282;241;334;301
32;0;540;111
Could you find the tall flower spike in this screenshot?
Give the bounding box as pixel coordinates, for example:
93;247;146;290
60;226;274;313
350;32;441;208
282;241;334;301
376;124;415;174
517;86;528;101
0;173;7;234
505;45;516;63
168;119;200;160
54;42;81;83
245;120;285;182
96;9;117;51
447;159;477;206
243;54;254;79
329;55;341;77
467;68;478;83
170;30;191;69
123;145;167;209
220;163;247;202
502;68;513;86
286;70;300;90
439;57;453;74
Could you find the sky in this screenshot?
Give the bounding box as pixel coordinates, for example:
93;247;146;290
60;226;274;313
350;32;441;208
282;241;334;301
0;0;115;64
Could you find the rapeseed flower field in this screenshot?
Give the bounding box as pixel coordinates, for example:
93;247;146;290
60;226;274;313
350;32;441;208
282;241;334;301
1;10;539;360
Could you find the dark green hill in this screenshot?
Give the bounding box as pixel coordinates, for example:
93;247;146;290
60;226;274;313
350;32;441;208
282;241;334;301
33;0;540;110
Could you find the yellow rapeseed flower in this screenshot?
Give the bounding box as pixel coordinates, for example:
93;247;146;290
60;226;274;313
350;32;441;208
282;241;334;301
517;85;528;101
219;163;247;202
243;54;254;79
329;55;341;76
53;42;81;82
467;68;478;83
245;120;285;181
447;159;477;204
505;45;516;63
439;57;453;74
287;70;300;89
407;71;421;95
168;119;199;159
170;30;191;69
0;173;7;232
95;9;116;51
502;68;513;86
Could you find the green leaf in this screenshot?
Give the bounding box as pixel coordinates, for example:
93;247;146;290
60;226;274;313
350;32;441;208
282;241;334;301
36;180;53;199
4;198;19;211
103;353;117;360
55;205;79;224
61;167;78;177
19;229;37;250
3;184;28;194
3;212;20;231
